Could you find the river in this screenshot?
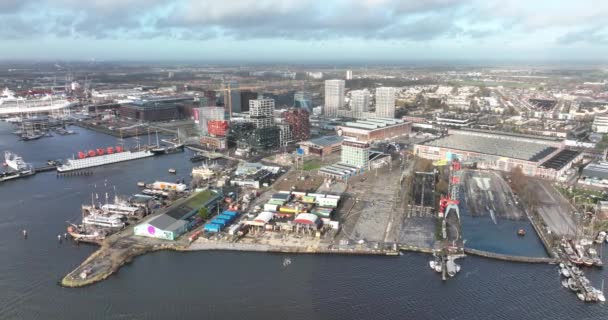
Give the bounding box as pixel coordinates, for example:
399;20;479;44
0;122;607;319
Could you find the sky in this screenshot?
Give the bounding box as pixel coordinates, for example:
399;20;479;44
0;0;607;62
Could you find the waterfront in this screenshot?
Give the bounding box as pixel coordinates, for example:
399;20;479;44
1;122;608;319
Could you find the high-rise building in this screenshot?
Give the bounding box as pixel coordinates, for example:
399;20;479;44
375;87;396;118
249;98;275;129
240;90;257;112
278;124;293;147
283;108;310;141
341;140;370;168
294;91;313;112
350;89;370;119
223;80;241;116
324;79;345;118
346;69;353;80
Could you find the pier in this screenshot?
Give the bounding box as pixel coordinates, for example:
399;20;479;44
464;248;558;264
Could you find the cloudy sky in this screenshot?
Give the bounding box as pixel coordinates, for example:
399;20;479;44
0;0;606;61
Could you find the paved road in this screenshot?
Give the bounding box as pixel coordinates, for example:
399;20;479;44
529;179;576;237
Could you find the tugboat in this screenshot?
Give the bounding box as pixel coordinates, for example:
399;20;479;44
517;229;526;236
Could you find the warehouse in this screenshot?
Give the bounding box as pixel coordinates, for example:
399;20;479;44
134;190;222;240
120;96;194;122
337;118;411;143
414;129;578;179
298;135;344;156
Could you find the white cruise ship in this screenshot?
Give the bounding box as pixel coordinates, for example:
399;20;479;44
0;88;75;115
57;149;154;172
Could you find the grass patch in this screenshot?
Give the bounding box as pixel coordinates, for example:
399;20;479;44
185;189;215;208
302;159;322;171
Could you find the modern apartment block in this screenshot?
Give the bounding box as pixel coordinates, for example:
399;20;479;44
375;87;396;118
350;89;370;119
249;98;275;129
324;79;345;118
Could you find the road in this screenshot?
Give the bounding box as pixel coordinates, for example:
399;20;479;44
527;179;576;237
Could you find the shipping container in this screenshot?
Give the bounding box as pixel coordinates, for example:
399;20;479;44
204;223;222;233
222;211;239;218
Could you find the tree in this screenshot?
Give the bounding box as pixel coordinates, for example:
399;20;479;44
436;180;449;195
198;207;209;220
510;166;527;194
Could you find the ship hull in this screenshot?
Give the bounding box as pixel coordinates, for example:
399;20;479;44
57;150;154;172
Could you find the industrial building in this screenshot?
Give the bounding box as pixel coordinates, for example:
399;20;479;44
337;118;412;143
298;135;344;156
134;190;222;240
415;129;581;179
120;96;194;122
324;80;345;118
283;108;311;142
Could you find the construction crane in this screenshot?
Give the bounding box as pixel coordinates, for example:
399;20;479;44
214;84;265;120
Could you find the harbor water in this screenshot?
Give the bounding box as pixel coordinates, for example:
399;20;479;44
1;122;607;319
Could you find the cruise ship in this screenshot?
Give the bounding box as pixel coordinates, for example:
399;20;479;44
0;88;75;116
57;146;153;172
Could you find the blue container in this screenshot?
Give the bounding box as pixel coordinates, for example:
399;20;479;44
213;218;230;225
218;214;235;222
222;211;239;218
210;220;226;228
203;223;221;233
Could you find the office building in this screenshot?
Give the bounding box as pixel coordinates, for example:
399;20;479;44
294;91;313;111
240;90;257;112
249;98;275;129
350;89;370;119
346;70;353;80
593;115;608;133
341;140;370;168
375;87;396;118
324;80;345;118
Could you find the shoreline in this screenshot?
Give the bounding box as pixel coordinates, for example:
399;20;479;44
61;237;557;288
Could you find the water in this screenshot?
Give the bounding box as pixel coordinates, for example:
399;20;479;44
1;122;607;319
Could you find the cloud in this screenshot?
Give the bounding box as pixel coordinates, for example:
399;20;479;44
557;26;608;45
0;0;606;47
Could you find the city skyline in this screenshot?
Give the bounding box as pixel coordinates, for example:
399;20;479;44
0;0;607;62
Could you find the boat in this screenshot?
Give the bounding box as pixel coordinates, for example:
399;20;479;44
517;229;526;236
82;214;126;229
595;231;606;244
168;168;177;174
21;132;45;141
561;267;571;278
4;151;31;171
283;258;292;267
446;256;460;277
577;292;586;301
568;278;580;292
57;146;153;172
150;130;185;155
0;88;75;115
66;225;106;241
137;181;146;187
582;257;594;267
562;279;570;289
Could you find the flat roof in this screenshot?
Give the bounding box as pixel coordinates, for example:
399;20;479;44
423;134;557;161
305;135;344;147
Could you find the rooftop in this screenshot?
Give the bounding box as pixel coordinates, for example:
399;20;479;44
305;135;344;147
541;149;581;170
423;133;558;161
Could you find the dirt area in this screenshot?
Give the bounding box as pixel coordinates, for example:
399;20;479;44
526;179;576;237
272;168;324;192
461;170;524;221
337;159;404;244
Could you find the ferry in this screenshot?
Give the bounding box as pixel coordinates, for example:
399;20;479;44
57;146;153;172
82;214;126;229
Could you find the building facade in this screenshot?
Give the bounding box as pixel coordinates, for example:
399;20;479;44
249;98;275;129
324;80;345;118
375;87;396;118
283;108;311;141
337;118;412;143
350;89;370;119
341;140;370;168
